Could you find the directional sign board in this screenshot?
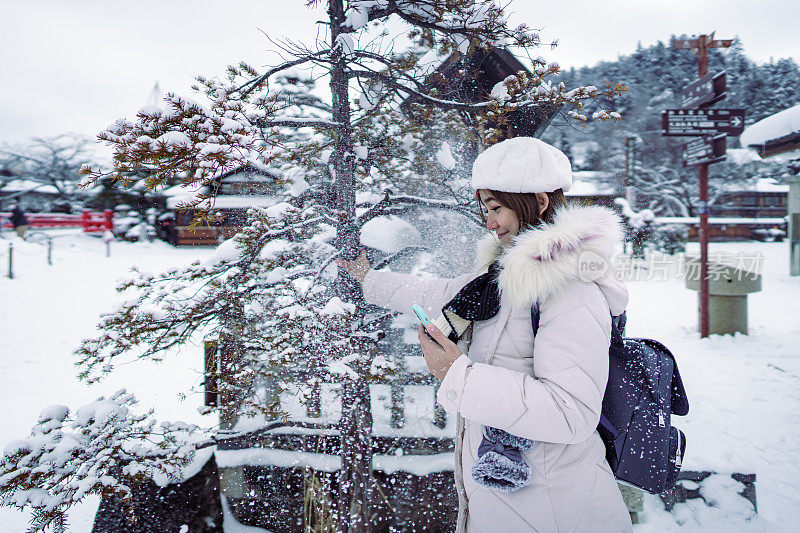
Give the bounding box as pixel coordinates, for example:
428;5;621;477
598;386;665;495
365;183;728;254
682;134;727;167
662;108;745;137
682;71;726;108
672;37;734;49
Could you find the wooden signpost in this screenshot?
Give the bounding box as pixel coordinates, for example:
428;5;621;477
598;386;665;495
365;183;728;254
662;108;744;137
681;70;727;108
666;34;742;338
682;134;728;167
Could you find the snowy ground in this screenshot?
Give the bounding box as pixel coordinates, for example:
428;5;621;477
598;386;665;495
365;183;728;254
624;241;800;532
0;230;218;531
1;230;798;531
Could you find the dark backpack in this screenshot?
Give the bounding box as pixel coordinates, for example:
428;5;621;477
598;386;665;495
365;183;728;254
531;305;689;494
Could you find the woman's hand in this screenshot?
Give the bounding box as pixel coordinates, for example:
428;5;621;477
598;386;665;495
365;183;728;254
336;250;371;285
418;323;463;380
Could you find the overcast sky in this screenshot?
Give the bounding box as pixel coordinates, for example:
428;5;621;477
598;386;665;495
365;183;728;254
2;0;799;149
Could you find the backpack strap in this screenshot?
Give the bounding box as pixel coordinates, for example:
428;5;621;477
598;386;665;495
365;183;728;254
612;312;627;337
598;413;619;439
530;301;541;334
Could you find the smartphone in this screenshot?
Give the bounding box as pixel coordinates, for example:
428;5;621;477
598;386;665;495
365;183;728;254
412;305;442;347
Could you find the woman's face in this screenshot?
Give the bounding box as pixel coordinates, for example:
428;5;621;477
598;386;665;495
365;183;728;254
478;190;520;247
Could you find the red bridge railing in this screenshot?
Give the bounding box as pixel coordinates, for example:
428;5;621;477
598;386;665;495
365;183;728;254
1;210;114;233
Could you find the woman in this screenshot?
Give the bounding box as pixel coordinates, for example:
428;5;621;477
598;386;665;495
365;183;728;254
339;137;632;532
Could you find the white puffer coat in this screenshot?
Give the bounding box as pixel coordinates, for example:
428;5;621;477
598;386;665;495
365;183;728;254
362;205;633;532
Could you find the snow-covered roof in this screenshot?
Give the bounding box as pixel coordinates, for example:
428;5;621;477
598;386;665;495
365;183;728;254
572;170;614;180
164;181;279;209
740;104;800;147
725;147;763;166
206;195;279;209
222;171;277;183
722;178;789;194
413;48;452;77
566;171;617;196
566;180;616;197
657;216;786;225
0;179;60;195
217;163;282;181
569;141;600;168
163;183;208;208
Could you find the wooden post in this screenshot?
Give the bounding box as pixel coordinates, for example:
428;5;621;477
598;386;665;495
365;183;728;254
786;175;800;276
7;242;12;279
307;378;322;418
697;34;711;338
390;382;404;428
204;340;219;407
104;209;114;231
673;33;733;337
624;136;636;207
80;210;90;232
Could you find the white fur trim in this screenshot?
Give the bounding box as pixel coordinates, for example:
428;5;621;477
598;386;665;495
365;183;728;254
476;205;624;309
475;233;500;272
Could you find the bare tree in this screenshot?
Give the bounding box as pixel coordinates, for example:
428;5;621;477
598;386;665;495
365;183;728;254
0;134;96;200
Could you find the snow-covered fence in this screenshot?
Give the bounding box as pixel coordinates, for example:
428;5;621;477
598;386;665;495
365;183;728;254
656;216;787;241
0;210;114;233
202;335;457;530
6;242;12;279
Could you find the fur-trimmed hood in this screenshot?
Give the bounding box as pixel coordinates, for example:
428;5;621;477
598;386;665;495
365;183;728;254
475;204;628;313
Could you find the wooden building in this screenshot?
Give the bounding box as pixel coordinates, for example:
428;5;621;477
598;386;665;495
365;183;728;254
710;177;789;218
0;179;63;211
740;104;800;158
162;164;282;245
409;45;559;139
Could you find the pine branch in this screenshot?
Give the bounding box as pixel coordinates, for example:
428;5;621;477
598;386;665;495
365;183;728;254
235;54;323;99
356;192;479;227
255;117;346;130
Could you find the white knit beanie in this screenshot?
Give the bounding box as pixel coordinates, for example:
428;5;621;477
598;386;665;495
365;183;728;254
471;137;572;193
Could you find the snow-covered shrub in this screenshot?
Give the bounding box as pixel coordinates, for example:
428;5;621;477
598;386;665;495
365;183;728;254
751;227;786;242
0;390;206;532
615;198;686;256
651;223;687;255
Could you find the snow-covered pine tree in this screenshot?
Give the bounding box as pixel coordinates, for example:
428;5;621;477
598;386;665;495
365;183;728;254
0;2;624;531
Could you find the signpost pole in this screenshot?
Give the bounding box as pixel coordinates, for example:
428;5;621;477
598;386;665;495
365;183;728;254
670;33;735;338
697;35;711;339
625;136;637;207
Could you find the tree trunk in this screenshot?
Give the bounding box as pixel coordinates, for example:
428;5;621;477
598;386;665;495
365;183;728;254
328;0;374;530
338;378;374;532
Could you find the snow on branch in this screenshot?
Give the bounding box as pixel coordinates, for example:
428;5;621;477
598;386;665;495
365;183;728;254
342;0;540;51
81;90;274;206
74;204;320;382
0;390;207;533
255;116;346;130
356;191;478;227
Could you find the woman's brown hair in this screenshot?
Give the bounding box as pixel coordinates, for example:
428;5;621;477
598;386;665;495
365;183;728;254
477;189;568;230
